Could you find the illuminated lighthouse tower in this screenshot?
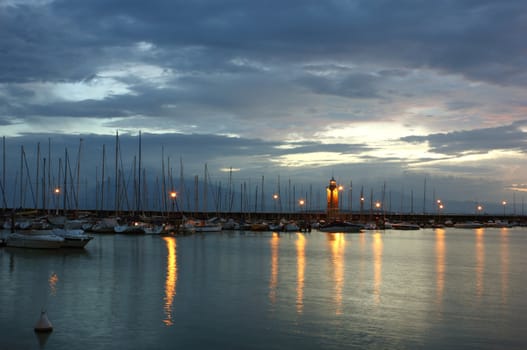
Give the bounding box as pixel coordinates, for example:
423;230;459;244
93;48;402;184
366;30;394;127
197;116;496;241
326;177;339;220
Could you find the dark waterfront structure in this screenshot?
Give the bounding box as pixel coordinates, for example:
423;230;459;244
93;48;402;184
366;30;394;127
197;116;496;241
2;207;526;228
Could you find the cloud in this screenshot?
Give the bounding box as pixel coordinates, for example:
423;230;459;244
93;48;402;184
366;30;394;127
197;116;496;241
400;122;527;155
1;1;527;210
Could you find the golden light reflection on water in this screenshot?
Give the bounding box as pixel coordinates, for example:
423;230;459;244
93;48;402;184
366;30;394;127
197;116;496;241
372;232;383;304
475;228;485;298
500;228;509;304
328;233;345;315
163;237;177;326
49;272;58;296
435;228;445;306
269;232;280;305
296;233;306;314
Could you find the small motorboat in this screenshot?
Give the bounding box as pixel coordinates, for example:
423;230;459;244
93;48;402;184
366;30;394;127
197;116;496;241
318;221;364;233
391;222;421;230
52;228;94;248
6;231;64;249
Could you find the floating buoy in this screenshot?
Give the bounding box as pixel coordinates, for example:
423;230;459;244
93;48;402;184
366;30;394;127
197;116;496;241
34;310;53;332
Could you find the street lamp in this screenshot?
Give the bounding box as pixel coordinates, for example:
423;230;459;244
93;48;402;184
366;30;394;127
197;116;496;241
360;196;365;212
169;191;177;215
54;187;61;215
273;194;279;212
502;200;507;216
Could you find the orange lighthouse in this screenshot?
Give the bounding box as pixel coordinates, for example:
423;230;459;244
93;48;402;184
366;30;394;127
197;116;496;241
326;177;339;219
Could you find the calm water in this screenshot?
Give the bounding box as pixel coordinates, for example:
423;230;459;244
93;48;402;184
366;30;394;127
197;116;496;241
1;227;526;349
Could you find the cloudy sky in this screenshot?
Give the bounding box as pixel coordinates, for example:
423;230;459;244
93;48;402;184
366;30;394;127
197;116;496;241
1;0;527;213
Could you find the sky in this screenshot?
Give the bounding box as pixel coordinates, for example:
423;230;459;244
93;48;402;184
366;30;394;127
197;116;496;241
1;0;527;214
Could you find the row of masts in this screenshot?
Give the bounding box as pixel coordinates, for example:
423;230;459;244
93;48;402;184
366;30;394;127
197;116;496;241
1;133;525;217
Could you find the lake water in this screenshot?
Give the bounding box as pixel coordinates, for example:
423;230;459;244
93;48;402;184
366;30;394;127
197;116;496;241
1;227;526;349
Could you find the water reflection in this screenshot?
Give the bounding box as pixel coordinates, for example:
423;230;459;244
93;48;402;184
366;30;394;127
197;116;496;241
500;229;509;304
372;232;383;304
163;237;177;326
49;272;58;296
269;232;280;305
328;233;345;315
435;229;445;306
475;228;485;298
296;233;306;314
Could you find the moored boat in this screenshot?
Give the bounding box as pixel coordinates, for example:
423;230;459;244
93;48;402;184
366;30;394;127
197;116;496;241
453;221;483;229
318;221;364;233
51;228;94;248
5;231;64;249
391;222;421;230
186;218;222;232
283;221;300;232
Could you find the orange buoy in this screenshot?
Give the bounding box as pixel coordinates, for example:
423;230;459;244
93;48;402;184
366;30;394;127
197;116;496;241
34;310;53;332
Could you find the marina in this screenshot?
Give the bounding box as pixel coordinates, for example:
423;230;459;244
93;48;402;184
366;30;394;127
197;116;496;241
1;226;526;349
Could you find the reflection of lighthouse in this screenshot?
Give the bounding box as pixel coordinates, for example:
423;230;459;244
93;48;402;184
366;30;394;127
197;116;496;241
326;177;339;219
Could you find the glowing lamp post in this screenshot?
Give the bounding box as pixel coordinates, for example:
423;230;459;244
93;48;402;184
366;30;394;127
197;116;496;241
360;196;365;213
502;200;507;216
54;187;60;215
437;200;444;222
375;201;381;217
299;199;305;213
170;191;177;216
273;194;279;212
476;204;483;216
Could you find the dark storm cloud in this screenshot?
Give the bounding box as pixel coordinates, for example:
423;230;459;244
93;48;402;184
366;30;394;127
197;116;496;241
298;72;381;98
401;122;527;155
2;0;526;85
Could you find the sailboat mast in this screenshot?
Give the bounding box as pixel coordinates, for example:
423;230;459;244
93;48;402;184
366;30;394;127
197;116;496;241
423;176;427;214
101;144;106;212
63;148;68;213
203;163;208;213
194;175;199;216
261;175;265;212
138;130;142;212
19;145;23;208
76;139;82;214
2;136;4;212
35;142;40;210
179;157;185;212
161;145;166;214
47;138;51;214
42;157;46;211
114;130;119;216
